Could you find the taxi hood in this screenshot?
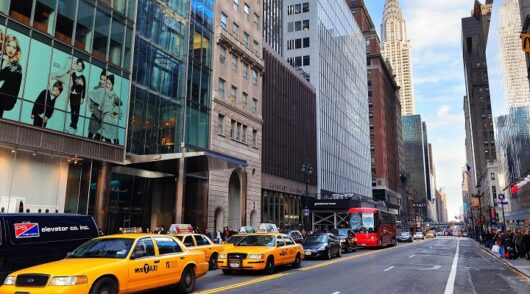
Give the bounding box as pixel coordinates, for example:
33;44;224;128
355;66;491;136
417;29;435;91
12;258;125;276
227;246;274;255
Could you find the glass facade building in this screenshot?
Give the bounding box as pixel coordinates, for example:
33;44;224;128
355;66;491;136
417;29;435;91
495;107;530;224
283;0;371;197
402;115;428;222
128;0;213;155
0;0;134;221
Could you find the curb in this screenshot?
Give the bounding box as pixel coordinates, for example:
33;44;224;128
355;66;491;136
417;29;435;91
477;241;530;279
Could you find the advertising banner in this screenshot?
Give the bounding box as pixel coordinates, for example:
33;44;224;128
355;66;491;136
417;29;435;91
0;25;129;145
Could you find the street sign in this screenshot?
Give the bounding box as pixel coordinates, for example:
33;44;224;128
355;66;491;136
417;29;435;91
498;194;505;201
303;208;310;216
522;34;530;52
499;201;509;206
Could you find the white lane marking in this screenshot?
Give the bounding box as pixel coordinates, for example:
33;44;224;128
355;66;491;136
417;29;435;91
444;239;460;294
331;292;341;294
384;266;394;272
409;255;415;258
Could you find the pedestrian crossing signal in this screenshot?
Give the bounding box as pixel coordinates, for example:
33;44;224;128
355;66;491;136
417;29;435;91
521;34;530;52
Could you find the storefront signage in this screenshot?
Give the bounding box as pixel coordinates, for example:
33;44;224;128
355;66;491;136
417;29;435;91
262;175;307;195
0;24;129;145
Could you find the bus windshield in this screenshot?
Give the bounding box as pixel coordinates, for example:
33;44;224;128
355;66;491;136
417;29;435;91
350;212;376;233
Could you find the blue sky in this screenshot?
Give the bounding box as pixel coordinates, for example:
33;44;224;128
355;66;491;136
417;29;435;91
364;0;475;219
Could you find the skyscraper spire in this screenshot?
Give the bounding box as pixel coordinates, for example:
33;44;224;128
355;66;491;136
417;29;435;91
381;0;415;115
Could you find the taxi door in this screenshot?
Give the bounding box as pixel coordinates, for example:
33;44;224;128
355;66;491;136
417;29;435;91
275;236;289;265
284;236;298;263
153;236;186;285
182;235;196;248
194;234;214;262
127;237;162;292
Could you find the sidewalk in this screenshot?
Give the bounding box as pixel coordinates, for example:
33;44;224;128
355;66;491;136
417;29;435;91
478;241;530;278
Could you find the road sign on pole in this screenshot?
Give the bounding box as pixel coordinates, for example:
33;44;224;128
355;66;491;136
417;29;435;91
498;194;505;201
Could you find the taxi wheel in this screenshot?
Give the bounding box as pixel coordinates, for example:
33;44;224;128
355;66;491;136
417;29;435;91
209;253;219;270
177;266;196;293
264;257;275;275
89;277;118;294
292;253;301;269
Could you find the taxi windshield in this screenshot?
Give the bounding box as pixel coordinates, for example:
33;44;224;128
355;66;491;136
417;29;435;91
237;235;276;247
69;238;134;259
226;235;244;244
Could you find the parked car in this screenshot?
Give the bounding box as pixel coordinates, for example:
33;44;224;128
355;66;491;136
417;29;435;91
413;231;425;240
0;213;99;282
1;234;208;294
331;228;357;252
302;233;342;259
397;231;413;242
218;233;303;275
286;230;304;243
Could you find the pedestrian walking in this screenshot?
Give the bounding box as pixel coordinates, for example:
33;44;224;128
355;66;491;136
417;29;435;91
523;229;530;260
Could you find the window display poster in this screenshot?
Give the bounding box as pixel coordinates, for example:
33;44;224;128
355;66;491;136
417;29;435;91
0;24;129;146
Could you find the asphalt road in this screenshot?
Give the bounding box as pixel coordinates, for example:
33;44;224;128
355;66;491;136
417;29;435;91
153;237;530;294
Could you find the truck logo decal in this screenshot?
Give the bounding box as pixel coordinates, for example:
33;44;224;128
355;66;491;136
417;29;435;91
14;223;40;239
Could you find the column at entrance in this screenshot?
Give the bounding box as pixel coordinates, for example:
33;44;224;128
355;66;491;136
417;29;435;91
94;162;111;233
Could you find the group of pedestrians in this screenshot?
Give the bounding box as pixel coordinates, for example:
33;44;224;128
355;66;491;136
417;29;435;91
483;229;530;260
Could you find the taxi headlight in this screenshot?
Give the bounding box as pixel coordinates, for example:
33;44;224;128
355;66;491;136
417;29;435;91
50;276;88;286
3;276;16;285
219;254;227;259
247;254;263;259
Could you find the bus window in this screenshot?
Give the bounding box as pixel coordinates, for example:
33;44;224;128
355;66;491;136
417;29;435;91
349;212;375;233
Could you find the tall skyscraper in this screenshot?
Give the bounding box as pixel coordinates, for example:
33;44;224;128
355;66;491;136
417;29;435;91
283;0;371;197
487;0;530;108
462;0;496;187
381;0;415;115
349;0;404;218
402;115;429;226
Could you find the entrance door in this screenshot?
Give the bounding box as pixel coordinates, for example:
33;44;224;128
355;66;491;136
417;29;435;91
228;172;241;229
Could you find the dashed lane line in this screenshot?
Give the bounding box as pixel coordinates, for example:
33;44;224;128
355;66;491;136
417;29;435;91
384;266;394;272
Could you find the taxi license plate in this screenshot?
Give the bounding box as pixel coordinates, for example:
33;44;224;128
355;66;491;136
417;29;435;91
305;250;312;256
230;262;240;268
15;292;30;294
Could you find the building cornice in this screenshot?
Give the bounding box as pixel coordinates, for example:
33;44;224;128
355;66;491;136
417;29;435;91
214;97;264;124
217;28;265;73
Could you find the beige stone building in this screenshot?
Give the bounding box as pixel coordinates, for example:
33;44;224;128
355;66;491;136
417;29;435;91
208;0;264;233
381;0;415;115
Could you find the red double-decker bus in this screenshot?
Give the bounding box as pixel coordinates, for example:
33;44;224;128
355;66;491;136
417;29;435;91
348;207;397;248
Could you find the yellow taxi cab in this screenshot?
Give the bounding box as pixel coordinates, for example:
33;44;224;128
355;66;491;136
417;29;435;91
0;234;208;294
171;233;224;270
425;231;435;238
217;233;304;275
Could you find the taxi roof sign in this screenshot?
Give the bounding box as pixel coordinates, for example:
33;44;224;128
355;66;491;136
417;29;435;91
258;223;279;233
168;224;194;234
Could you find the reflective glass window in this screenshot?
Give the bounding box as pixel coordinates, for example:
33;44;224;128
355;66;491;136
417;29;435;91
9;0;34;25
34;0;57;34
93;9;111;60
75;0;95;52
55;0;77;44
218;78;225;98
113;0;127;14
110;18;125;66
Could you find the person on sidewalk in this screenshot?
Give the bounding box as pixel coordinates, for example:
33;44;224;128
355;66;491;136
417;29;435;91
514;229;524;259
522;229;530;260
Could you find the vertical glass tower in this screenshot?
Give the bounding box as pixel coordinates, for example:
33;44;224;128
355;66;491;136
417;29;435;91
128;0;213;155
283;0;371;197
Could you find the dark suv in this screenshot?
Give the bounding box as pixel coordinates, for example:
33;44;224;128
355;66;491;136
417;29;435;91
287;230;304;243
332;228;357;253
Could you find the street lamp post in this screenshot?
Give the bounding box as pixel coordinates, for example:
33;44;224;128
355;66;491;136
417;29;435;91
301;163;313;232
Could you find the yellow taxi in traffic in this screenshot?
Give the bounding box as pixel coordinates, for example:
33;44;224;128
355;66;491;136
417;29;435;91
218;233;304;275
0;234;208;294
425;231;435;238
171;233;224;270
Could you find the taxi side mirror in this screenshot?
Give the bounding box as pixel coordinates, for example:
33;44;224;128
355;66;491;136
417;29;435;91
66;252;73;258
